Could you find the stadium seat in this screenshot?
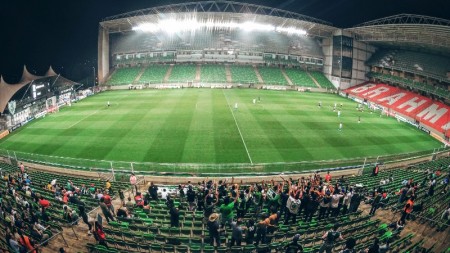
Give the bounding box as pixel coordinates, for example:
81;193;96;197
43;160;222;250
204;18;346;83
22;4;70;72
258;66;288;85
107;67;141;85
200;64;227;83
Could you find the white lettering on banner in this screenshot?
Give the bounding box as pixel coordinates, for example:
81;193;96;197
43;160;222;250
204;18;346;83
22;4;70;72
362;87;389;98
378;93;406;105
397;97;427;113
417;104;449;124
350;84;375;93
442;122;450;131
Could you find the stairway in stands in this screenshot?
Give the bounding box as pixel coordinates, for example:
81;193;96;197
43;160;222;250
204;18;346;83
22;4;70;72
253;65;264;84
281;68;294;86
134;67;146;83
307;71;322;88
225;64;232;83
163;65;174;83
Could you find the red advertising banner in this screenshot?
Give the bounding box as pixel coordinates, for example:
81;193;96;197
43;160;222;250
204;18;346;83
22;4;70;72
345;83;450;137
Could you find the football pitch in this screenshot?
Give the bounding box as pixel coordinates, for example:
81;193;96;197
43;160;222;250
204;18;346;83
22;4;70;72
0;89;442;168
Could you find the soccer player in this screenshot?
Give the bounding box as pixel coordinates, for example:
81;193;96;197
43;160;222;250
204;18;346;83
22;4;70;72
358;116;361;123
318;101;322;108
339;123;343;131
234;103;238;111
107;101;110;107
253;99;256;104
337;110;341;117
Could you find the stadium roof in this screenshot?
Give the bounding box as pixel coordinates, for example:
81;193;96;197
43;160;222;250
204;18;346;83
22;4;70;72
100;1;337;38
346;14;450;55
0;66;79;114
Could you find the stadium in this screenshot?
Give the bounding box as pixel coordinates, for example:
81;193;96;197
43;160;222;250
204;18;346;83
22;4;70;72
0;1;449;253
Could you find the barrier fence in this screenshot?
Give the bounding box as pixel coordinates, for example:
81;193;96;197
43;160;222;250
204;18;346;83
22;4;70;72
1;147;448;178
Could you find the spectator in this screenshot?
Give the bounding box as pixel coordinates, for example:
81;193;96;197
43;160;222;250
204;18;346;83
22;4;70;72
285;182;301;224
99;197;115;223
245;219;256;245
161;188;168;200
134;192;145;208
103;191;114;214
130;173;137;193
340;237;356;253
186;186;197;211
330;190;343;217
318;192;331;220
18;230;36;253
366;238;389;253
319;224;343;253
230;218;244;247
219;194;238;228
38;196;50;209
400;196;415;223
170;204;180;227
284;234;303;253
118;189;125;206
7;233;23;253
369;191;382;215
78;200;92;235
325;172;332;182
126;197;135;213
93;221;108;248
148;182;158;201
207;213;221;247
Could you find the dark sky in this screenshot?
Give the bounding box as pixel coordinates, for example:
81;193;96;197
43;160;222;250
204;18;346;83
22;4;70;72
1;0;449;83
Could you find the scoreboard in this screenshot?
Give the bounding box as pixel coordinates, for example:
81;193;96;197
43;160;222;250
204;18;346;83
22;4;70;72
31;81;52;100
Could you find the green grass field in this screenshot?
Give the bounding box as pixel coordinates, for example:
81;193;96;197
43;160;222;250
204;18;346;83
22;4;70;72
0;89;442;168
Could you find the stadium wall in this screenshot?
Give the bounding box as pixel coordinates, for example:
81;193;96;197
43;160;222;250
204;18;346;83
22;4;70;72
326;30;376;90
352;40;375;87
98;26;109;84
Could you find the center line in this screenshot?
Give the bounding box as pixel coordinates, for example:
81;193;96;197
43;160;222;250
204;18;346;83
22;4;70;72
222;90;253;164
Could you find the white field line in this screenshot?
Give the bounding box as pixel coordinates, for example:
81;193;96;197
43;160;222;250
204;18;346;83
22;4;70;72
65;109;101;129
222;90;253;164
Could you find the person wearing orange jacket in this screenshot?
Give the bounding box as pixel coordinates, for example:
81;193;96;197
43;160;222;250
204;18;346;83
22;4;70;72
400;196;415;223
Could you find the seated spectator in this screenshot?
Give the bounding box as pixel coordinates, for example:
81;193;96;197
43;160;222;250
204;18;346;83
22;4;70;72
125;197;135;213
38;196;50;209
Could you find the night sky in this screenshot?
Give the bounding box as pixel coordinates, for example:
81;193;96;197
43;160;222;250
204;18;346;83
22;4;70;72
0;0;449;83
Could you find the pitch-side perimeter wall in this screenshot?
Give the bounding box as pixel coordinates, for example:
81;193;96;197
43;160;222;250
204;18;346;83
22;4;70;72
345;83;450;142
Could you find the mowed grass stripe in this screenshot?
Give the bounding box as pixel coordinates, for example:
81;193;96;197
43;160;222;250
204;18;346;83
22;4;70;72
212;90;249;163
143;90;196;162
224;90;285;163
181;90;216;163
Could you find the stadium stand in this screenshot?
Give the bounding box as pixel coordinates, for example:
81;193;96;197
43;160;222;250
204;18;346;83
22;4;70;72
229;65;259;84
138;65;170;84
1;155;448;252
368;72;450;100
200;65;227;83
107;67;141;85
0;161;128;252
309;71;335;89
92;157;448;252
168;65;197;83
258;66;289;85
367;49;450;80
284;69;317;87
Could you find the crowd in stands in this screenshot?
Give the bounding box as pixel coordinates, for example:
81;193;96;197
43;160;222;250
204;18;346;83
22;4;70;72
1;157;448;252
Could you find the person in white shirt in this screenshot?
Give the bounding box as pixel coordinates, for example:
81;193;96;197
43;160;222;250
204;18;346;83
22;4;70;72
284;181;301;224
342;190;353;215
161;188;168;200
330;191;343;217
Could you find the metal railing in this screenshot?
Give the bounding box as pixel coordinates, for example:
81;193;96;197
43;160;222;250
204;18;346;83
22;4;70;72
1;147;448;177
